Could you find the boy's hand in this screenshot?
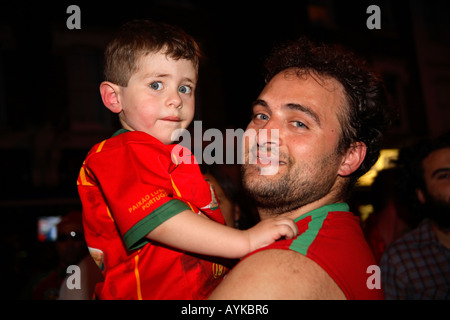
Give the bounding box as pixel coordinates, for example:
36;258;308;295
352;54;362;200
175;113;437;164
246;217;299;252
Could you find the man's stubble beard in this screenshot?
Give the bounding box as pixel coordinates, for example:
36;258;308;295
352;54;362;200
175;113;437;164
241;152;341;216
422;191;450;232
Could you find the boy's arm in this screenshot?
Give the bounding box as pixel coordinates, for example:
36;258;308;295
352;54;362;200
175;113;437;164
146;210;298;259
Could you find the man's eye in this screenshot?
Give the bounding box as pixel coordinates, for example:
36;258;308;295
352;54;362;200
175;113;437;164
292;121;307;128
150;81;163;90
179;85;192;94
437;173;450;180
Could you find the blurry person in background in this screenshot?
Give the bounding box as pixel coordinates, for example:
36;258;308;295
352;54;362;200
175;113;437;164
201;163;259;230
381;131;450;299
363;168;419;263
32;211;90;299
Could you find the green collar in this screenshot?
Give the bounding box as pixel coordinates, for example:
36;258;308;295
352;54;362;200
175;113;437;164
295;202;349;222
112;128;130;137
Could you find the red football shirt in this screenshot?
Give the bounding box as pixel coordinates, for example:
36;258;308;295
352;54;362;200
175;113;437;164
77;130;229;299
246;203;384;300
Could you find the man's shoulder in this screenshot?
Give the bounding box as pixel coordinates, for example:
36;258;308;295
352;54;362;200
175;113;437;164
209;248;345;300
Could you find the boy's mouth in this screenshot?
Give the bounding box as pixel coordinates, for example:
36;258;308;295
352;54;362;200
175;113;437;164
161;116;181;122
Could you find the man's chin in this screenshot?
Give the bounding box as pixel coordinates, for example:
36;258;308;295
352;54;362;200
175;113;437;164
423;198;450;231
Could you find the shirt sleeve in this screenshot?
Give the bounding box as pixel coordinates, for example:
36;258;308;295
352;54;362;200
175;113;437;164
85;134;191;250
169;144;224;224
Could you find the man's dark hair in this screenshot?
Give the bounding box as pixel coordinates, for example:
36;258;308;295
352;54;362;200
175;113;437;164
264;37;390;188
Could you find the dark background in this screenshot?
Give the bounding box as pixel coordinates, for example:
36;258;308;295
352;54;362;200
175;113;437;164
0;0;449;299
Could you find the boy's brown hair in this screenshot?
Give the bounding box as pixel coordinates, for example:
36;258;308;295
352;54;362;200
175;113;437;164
104;19;201;87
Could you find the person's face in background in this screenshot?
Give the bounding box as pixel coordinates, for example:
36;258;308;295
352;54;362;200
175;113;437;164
417;147;450;231
204;173;240;228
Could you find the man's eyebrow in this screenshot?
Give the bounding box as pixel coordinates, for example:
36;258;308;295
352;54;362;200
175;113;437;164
252;100;321;126
431;167;450;178
286;103;321;127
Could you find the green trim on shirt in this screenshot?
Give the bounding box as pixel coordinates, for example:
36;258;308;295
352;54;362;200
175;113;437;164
112;128;130;137
289;203;349;255
123;199;191;251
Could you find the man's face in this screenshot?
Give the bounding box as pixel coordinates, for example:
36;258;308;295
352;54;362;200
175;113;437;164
117;51;197;144
242;69;349;216
419;147;450;230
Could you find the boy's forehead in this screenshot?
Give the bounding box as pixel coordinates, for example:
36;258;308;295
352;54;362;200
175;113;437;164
135;50;198;79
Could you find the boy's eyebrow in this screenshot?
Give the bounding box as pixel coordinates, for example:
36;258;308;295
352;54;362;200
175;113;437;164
183;77;197;85
252;99;321;127
143;73;196;85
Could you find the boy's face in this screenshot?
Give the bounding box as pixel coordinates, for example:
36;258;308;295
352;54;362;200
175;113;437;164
116;51;197;144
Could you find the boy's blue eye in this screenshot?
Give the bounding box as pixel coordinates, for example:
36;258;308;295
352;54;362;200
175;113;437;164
150;81;163;90
179;85;192;94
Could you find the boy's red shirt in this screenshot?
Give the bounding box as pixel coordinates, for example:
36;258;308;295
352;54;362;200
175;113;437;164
78;130;229;299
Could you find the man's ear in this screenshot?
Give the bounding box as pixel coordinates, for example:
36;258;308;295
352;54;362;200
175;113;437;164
416;189;426;204
100;81;122;113
338;142;367;177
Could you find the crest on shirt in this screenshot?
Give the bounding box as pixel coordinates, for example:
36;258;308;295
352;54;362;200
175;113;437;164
88;247;104;271
212;262;226;279
208;183;219;210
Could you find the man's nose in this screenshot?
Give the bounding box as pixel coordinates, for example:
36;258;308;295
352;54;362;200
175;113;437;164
256;127;280;148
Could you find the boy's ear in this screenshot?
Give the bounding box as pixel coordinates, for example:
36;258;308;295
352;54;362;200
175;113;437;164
100;81;122;113
338;142;367;177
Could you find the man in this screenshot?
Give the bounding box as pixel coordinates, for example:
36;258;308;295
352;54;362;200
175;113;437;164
380;132;450;299
209;37;389;299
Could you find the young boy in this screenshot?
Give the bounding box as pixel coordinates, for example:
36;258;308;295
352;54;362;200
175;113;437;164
77;20;297;300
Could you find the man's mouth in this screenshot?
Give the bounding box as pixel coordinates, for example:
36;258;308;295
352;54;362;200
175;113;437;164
253;149;287;166
256;156;287;166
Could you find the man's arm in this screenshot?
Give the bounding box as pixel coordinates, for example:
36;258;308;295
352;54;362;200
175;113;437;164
208;249;346;299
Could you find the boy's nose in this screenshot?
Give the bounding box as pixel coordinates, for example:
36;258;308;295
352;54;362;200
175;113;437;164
167;90;182;109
